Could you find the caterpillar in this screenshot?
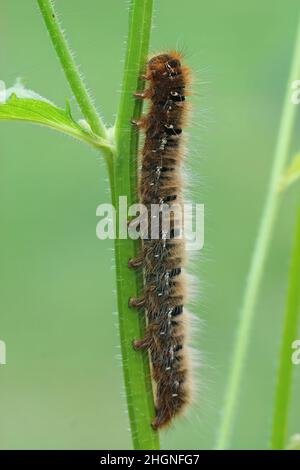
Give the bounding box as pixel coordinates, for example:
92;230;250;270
129;52;193;430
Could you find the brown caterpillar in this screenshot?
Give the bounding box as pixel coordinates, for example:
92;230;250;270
129;52;193;430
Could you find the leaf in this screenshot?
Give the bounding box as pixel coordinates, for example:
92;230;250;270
0;82;111;151
279;153;300;192
0;78;54;104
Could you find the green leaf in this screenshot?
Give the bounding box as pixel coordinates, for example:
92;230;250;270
279;153;300;191
0;93;111;151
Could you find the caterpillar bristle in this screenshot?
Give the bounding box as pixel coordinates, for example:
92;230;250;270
131;51;195;430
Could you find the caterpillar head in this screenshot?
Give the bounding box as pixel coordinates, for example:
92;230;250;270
148;53;182;79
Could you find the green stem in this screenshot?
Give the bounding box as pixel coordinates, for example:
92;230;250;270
216;15;300;450
37;0;157;449
113;0;159;450
37;0;107;139
271;202;300;450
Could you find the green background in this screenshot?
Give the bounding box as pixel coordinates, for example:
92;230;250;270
1;0;300;450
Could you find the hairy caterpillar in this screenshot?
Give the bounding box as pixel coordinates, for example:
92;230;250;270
129;52;193;430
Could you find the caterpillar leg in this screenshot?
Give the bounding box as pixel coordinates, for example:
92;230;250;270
130;117;147;128
134;91;148;99
128;296;145;309
151;417;160;431
128;254;144;269
133;338;149;351
151;416;166;431
151;408;174;430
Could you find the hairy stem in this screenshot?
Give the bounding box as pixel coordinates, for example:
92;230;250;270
37;0;107;139
271;202;300;450
37;0;156;448
216;15;300;449
113;0;159;450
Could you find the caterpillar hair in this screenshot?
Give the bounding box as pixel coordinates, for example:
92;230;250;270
129;52;194;430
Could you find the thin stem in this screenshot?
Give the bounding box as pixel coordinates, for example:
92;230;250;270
216;15;300;450
113;0;159;450
37;0;107;139
271;202;300;450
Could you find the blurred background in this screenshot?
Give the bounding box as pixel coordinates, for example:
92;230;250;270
1;0;300;450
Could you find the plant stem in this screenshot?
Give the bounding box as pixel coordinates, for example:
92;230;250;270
37;0;107;139
271;202;300;450
216;15;300;450
37;0;157;449
113;0;159;450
